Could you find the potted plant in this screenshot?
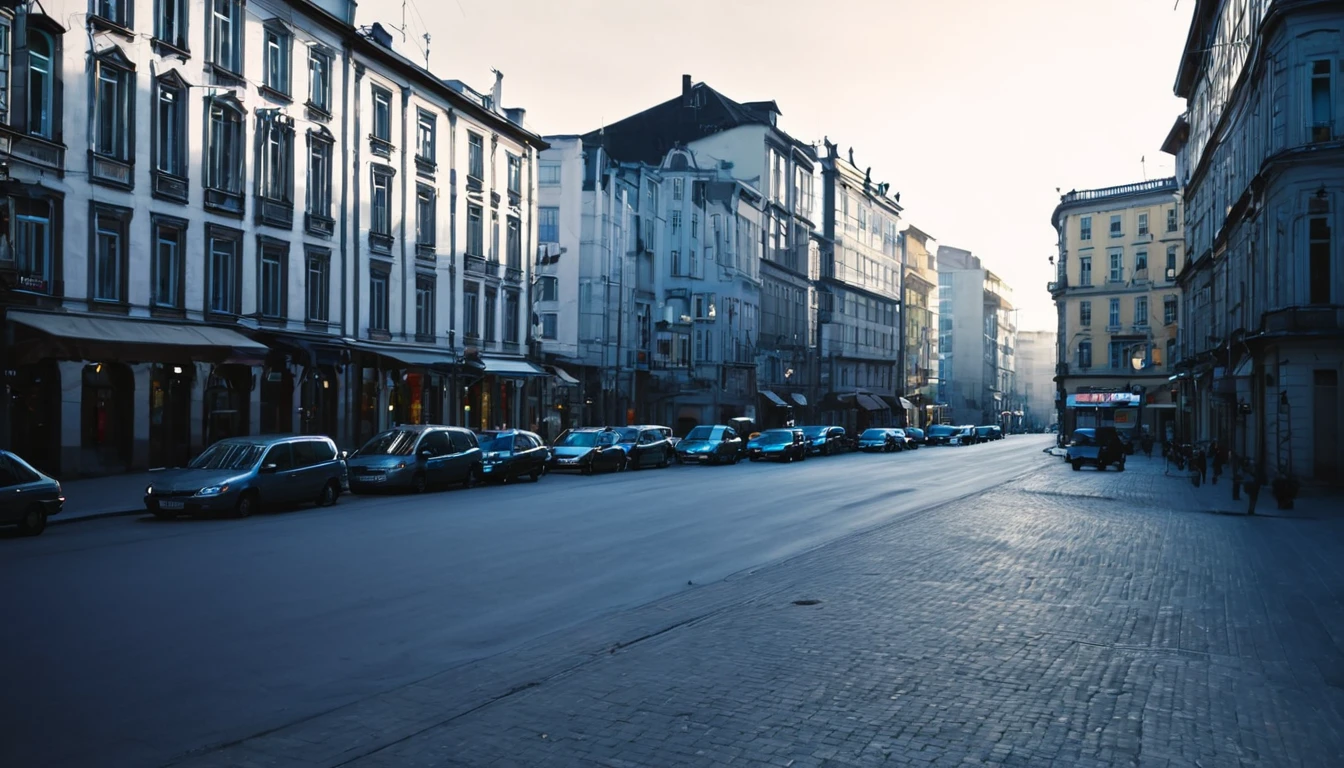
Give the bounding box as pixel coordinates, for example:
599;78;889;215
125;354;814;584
1271;474;1300;510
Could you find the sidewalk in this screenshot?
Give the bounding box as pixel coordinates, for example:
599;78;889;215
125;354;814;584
51;472;155;524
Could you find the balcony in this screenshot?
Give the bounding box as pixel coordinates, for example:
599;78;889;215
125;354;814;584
152;170;189;204
1260;305;1344;336
89;151;133;189
1058;178;1178;204
305;212;335;238
255;198;294;229
464;254;492;276
503;265;523;284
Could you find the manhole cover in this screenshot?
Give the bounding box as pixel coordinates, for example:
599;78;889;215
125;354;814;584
793;599;822;606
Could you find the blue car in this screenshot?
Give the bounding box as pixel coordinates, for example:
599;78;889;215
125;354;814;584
746;429;808;462
674;425;743;465
857;428;899;453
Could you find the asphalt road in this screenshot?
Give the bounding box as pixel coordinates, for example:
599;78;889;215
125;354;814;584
1;435;1053;768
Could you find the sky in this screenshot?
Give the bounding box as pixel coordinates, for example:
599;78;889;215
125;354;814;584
362;0;1196;332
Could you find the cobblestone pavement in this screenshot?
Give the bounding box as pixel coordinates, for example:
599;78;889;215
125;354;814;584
173;453;1344;768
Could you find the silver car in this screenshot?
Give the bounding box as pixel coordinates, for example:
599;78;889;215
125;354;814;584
346;426;482;493
144;435;345;519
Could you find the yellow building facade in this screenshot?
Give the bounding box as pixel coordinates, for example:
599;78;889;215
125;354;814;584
1050;179;1184;439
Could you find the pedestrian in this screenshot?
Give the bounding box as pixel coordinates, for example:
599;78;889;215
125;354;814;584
1211;441;1226;484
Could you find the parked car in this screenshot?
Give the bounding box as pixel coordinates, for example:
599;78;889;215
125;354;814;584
925;424;957;446
1115;430;1135;455
905;427;926;446
549;428;629;474
640;425;679;449
974;425;996;442
347;426;481;493
890;428;918;450
857;428;899;453
0;450;64;536
1066;427;1128;471
952;425;979;445
477;429;549;483
611;426;675;469
145;435;345;518
746;428;808;462
800;425;847;456
674;424;744;465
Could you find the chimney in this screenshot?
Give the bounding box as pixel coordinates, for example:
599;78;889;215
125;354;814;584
491;69;504;114
505;107;526;127
369;22;393;49
682;74;693;106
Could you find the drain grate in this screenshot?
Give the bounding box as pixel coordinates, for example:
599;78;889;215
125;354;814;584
792;599;822;606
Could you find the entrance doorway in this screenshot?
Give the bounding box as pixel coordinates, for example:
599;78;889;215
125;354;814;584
81;362;133;475
260;367;295;434
204;365;251;445
11;361;60;476
149;364;192;468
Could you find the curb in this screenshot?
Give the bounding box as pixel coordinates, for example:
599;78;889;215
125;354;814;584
50;508;144;526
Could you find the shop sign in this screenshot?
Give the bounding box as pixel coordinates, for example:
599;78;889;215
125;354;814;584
1066;392;1142;407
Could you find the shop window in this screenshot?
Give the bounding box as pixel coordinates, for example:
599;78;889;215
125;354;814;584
260;367;293;434
81;363;132;474
149;364;192;468
204;365;250;444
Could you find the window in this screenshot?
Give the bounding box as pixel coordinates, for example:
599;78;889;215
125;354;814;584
0;16;9;125
1135;296;1148;326
1166;207;1178;232
1108;249;1123;282
1079;300;1091;327
484;289;497;341
1109;341;1125;370
1310;215;1332;304
13;199;53;292
27;29;54;138
370;167;393;236
151;215;186;309
369;269;389;333
207;0;243;74
538;276;558;301
153;75;186;179
504;291;520;343
1164;295;1177;325
467;132;484;180
671;210;681;236
92;0;131;28
90;52;134;175
672;178;684;201
1079;216;1091;241
415;277;435;338
1109;214;1122;238
671;250;683;277
1309;59;1333;142
795;166;813;219
258;239;287;320
416;109;435;163
308;48;331;113
507;154;521;195
206;226;241;316
491;212;501;261
154;0;187;52
256;113;295;205
306;248;330;323
1077;341;1092;369
371;86;391;143
1079;255;1092;286
769;149;786;204
1165;245;1177;279
538;206;559;243
262;23;290;96
1166;339;1176;367
1138;212;1149;236
90;204;130;304
540;313;558;340
205;96;245;208
463;282;479;338
506;217;521;269
1108;298;1120;328
467;205;484;255
306;130;333;226
538;163;560;185
1135;250;1148;273
415;185;436;248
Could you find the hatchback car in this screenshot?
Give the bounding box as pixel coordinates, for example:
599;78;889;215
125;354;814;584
674;425;744;465
477;429;549;483
549;428;629;474
347;426;482;493
800;425;847;456
857;428;899;452
1067;427;1127;471
145;435;345;518
746;429;808;462
0;450;64;536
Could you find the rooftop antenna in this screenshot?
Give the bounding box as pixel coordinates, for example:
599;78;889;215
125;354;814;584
400;0;407;40
1141;155;1148;181
423;33;430;68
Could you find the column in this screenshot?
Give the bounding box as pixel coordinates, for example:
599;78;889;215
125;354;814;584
57;361;84;477
131;363;152;469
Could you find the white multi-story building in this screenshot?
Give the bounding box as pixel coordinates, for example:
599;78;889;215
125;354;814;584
1016;330;1057;432
937;246;1017;427
0;0;545;478
1161;0;1342;484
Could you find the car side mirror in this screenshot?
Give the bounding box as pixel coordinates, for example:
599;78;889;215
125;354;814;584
260;463;279;474
339;450;349;460
420;449;434;457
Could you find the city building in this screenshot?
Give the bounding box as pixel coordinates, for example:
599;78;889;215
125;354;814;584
936;246;1016;427
1049;179;1184;439
816;139;905;433
1161;0;1342;484
0;0;547;478
900;225;941;427
1016;330;1058;432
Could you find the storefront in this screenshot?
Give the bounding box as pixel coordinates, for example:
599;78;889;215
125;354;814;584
346;341;462;446
1064;390;1144;438
467;356;548;431
820;389;890;434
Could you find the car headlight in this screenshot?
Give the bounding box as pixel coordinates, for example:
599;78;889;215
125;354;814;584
145;484;153;496
196;484;229;497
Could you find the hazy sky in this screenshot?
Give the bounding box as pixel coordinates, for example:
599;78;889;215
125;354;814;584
365;0;1195;332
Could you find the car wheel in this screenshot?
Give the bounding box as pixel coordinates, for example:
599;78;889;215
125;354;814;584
530;467;543;482
411;472;427;494
798;450;806;461
317;480;340;507
463;466;480;488
235;492;258;519
659;452;670;469
629;454;641;471
1117;461;1126;472
16;505;46;536
1071;460;1082;471
581;462;594;476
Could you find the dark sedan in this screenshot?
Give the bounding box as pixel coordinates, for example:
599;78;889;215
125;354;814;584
906;427;927;445
746;429;808;462
800;425;847;456
477;429;549;483
0;451;64;536
925;424;956;445
548;428;629;474
611;426;675;469
890;428;918;450
857;428;899;453
1067;427;1127;471
674;424;744;465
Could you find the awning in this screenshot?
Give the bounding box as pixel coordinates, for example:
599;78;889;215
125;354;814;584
345;340;458;369
482;355;547;378
759;389;788;407
856;393;888;412
897;396;914;410
548;365;580;385
9;310;269;361
790;393;808;407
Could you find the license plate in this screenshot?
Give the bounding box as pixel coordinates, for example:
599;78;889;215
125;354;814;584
159;500;184;510
483;465;493;473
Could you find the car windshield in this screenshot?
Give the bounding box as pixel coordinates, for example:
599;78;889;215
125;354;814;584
1072;430;1097;446
908;429;924;437
685;426;717;441
358;430;420;456
557;432;599;448
188;442;264;470
800;426;827;437
929;425;954;436
478;434;514;452
860;429;888;439
890;429;906;437
759;431;793;444
617;428;640;444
